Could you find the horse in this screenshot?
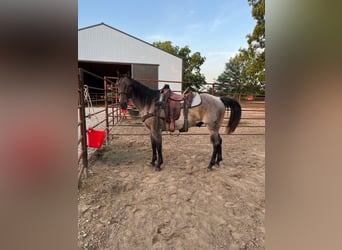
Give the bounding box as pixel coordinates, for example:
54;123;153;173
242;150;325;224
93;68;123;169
117;76;241;171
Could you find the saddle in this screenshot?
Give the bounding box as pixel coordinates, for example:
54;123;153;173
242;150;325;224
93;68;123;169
161;86;194;132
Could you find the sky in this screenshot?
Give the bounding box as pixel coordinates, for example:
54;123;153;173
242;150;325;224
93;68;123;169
78;0;255;83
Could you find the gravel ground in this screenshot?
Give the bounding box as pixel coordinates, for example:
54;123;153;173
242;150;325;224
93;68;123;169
78;102;265;249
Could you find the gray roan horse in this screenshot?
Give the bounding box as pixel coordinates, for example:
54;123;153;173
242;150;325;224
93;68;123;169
117;76;241;171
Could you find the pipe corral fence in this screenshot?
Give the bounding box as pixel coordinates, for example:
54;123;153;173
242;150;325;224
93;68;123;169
77;68;265;186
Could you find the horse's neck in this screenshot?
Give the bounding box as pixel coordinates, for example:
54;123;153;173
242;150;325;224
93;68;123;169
130;83;158;112
130;94;144;111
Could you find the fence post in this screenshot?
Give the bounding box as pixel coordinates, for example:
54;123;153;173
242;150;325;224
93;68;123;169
111;82;115;126
104;77;109;144
78;68;88;185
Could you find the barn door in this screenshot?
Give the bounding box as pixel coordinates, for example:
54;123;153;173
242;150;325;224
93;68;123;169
131;64;159;89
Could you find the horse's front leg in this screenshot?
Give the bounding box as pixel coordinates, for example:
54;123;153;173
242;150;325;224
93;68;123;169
150;134;157;166
151;130;163;171
155;140;163;171
155;132;163;171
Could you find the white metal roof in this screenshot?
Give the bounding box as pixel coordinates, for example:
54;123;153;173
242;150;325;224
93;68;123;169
78;23;183;89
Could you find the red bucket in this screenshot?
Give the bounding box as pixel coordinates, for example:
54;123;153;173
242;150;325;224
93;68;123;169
87;128;106;148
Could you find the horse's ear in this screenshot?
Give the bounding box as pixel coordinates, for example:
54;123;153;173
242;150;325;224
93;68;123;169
126;71;131;78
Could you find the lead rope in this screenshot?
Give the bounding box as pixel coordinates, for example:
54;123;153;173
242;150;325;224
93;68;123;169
84;85;99;124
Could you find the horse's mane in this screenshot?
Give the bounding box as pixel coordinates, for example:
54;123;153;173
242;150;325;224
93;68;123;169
129;78;160;107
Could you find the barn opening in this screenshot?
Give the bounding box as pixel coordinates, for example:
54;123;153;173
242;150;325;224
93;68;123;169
79;61;159;106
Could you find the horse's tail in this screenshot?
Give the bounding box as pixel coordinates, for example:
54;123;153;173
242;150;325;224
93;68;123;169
220;97;241;134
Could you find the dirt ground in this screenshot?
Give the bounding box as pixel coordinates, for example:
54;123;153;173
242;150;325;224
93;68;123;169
78;103;265;250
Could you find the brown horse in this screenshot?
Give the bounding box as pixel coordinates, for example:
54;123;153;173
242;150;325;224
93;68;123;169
117;76;241;171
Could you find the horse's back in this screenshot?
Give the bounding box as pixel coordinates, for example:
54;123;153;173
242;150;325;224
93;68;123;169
185;93;226;127
199;93;225;112
144;93;226;132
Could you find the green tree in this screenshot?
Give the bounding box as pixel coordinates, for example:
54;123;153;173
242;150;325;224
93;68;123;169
239;47;265;94
247;0;265;49
216;0;265;95
153;41;206;90
216;49;264;95
246;0;265;92
216;53;246;95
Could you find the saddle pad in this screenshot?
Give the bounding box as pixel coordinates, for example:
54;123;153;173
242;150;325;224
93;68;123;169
190;92;201;107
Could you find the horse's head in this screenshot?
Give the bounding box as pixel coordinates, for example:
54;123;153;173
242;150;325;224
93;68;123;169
117;76;132;110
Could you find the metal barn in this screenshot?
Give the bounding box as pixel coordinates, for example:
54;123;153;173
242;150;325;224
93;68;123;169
78;23;183;91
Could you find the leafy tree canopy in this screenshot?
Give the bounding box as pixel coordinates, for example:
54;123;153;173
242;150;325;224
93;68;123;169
247;0;265;49
153;41;206;90
216;0;265;95
246;0;265;90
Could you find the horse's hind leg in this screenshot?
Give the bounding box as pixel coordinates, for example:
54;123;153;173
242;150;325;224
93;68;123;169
216;134;223;166
208;131;220;170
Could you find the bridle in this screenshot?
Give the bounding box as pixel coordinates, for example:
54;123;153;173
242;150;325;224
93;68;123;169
117;77;128;98
117;78;130;109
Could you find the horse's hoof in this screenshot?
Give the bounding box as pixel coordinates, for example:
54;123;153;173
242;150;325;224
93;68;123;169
207;166;213;171
150;161;155;167
155;167;161;171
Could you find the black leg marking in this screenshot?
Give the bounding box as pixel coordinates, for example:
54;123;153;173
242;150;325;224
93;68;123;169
150;135;157;166
155;141;163;171
151;130;163;171
208;133;219;170
216;134;223;166
196;121;204;127
208;144;218;169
